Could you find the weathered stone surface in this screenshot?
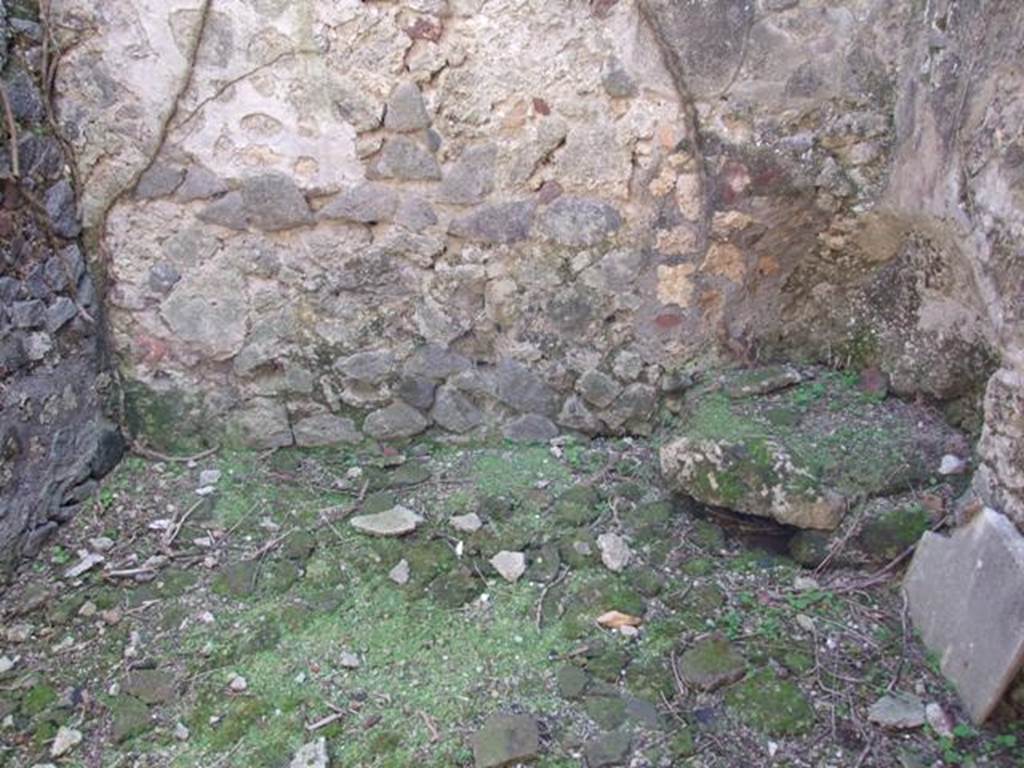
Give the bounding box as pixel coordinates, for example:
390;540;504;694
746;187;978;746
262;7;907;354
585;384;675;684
161;266;247;357
176;165;228;202
451;513;483;533
583;730;632;768
320;183;398;224
351;506;423;537
42;0;1024;549
868;693;926;730
597;533;631;572
395;194;438;231
661;435;846;530
471;714;540;768
0;7;120;573
240;173;313;231
384;81;430;133
371;137;441;181
577;370;622;410
679;634;746;691
496;360;558;416
535;197;621;247
490;551;527;583
660;368;960;530
403;345;472;381
134;163;183;200
44;180;81;239
503;414;559;443
431;385;484;434
439;144;496;204
197;191;247;230
290;737;329;768
229;399;294;450
905;508;1024;723
724;669;815;736
363;402;430;441
396;376;437;410
449;201;535;244
600;383;657;433
335;350;396;385
123;669;176;705
292;415;362;447
557;395;604;436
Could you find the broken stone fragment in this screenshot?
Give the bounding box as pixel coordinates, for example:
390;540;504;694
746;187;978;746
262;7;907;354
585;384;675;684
583;729;632;768
363;402;430;441
449;201;536;244
370;137;441;181
240;173;314;231
319;183;398;224
451;513;483;533
44;180;81;239
290;737;329;768
335;349;397;385
679;634;746;691
350;506;423;537
384;81;430;132
176;164;229;202
495;359;558;416
557;395;605;436
905;507;1024;723
134;162;185;200
471;714;540;768
867;692;926;729
490;551;527;583
661;435;846;529
577;369;623;409
439;143;496;204
292;415;362;447
534;196;621;247
503;414;559;443
389;559;411;585
597;532;632;572
51;725;83;758
431;385;484;433
198;191;247;230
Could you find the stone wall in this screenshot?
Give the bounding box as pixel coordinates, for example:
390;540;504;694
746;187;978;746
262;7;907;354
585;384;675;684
0;1;123;576
48;1;1023;524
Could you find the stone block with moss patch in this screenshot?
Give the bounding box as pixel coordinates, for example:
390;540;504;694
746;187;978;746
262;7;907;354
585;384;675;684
679;634;746;691
724;668;815;736
661;367;962;531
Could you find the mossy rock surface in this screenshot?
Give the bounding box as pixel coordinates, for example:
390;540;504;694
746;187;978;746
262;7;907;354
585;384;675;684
660;367;963;531
725;668;815;736
679;634;746;691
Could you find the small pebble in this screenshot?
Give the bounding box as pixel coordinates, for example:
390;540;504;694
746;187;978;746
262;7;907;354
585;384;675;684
78;601;97;618
450;512;483;533
174;722;191;741
228;675;248;693
340;651;361;669
490;551;527;583
199;469;222;486
0;656;14;674
388;559;410;585
89;536;115;552
50;726;82;758
939;454;967;475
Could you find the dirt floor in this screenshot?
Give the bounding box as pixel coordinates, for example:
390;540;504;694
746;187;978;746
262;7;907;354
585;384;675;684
1;434;1021;767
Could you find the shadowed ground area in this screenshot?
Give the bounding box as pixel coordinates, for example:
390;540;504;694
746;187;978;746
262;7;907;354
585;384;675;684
1;427;1022;766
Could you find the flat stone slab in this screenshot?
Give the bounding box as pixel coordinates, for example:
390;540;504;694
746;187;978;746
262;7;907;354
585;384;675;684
350;506;423;537
868;692;926;729
471;713;540;768
905;507;1024;723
